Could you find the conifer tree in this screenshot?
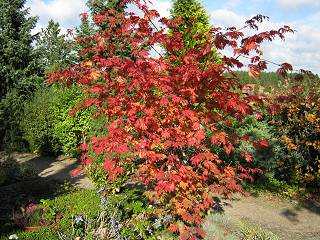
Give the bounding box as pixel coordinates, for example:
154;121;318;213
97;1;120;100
35;20;72;74
169;0;219;61
0;0;40;98
0;0;40;150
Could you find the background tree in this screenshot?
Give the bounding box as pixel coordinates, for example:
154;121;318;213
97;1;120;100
35;20;72;74
169;0;219;62
0;0;40;98
0;0;41;150
72;0;124;61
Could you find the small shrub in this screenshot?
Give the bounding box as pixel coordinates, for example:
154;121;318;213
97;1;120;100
96;187;177;239
234;116;279;171
13;203;51;229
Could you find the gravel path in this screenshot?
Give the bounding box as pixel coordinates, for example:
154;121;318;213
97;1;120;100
12;152;94;189
223;194;320;240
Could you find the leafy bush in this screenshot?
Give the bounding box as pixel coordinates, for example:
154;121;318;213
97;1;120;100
270;81;320;189
0;81;41;152
21;85;93;156
96;188;176;239
0;189;100;240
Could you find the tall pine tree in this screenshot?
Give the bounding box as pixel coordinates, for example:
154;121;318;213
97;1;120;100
0;0;40;98
0;0;41;150
74;0;130;60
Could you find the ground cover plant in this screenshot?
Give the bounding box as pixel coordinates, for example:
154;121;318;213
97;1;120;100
49;0;303;238
0;188;101;240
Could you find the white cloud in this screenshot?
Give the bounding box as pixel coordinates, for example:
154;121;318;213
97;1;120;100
26;0;87;32
277;0;320;10
211;9;247;27
210;9;320;73
150;0;172;18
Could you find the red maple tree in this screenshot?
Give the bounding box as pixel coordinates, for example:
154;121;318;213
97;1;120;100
50;1;295;238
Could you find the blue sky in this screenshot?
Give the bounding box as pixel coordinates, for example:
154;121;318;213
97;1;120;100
26;0;320;73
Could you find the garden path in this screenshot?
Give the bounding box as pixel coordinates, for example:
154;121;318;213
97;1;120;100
218;194;320;240
13;152;94;189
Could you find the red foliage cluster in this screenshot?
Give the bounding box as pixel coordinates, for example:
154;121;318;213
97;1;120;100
49;1;294;238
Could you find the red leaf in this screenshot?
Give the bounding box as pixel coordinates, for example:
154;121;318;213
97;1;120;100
114;144;130;154
240;151;253;162
211;132;226;145
169;224;179;233
224;143;234;155
257;139;269;148
70;168;83;177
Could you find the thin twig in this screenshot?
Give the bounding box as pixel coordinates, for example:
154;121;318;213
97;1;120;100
238;54;281;67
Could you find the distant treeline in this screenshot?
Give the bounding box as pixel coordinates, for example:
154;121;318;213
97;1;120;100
235;71;320;91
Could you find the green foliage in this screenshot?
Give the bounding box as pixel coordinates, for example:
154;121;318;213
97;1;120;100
35;20;72;74
0;77;43;151
21;85;93;155
0;189;101;240
0;0;43;150
0;0;40;98
98;188;176;239
170;0;219;61
0;156;36;186
170;0;210;47
87;0;125;16
243;174;302;199
236;71;320;92
235;116;279;171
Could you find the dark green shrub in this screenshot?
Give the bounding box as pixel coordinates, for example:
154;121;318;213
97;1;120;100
21;85;93;156
0;156;36;186
235;116;279;172
0;89;27;151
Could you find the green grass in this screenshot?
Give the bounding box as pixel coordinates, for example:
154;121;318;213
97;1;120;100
0;189;101;240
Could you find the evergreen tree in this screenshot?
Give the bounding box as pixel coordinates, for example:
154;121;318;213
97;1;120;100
169;0;219;61
0;0;41;150
0;0;40;99
35;20;72;74
73;12;97;61
87;0;125;17
74;0;130;60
